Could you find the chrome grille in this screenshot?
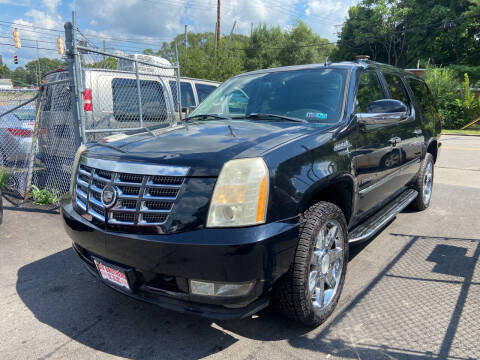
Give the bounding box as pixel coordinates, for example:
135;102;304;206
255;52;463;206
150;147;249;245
74;158;189;226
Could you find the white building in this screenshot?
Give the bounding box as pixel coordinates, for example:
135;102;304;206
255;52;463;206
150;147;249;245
0;79;13;89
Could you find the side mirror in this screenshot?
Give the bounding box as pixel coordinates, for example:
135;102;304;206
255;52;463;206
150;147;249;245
357;99;408;126
182;106;197;117
366;99;408;113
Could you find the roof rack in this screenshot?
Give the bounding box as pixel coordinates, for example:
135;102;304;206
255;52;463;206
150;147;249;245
355;55;371;62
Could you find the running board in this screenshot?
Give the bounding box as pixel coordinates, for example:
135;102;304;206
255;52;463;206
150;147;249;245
348;189;418;244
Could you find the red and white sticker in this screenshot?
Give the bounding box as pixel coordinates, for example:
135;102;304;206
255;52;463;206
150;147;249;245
94;260;130;291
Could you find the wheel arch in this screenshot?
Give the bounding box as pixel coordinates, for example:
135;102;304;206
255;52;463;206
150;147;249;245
426;139;439;163
299;174;355;225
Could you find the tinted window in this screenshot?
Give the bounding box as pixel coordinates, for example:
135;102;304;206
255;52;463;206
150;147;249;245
13;107;36;121
407;78;437;121
169;81;195;109
384;73;410;108
112;79;167;122
191;69;347;123
42;83;71;112
356;71;384;112
195;83;217;103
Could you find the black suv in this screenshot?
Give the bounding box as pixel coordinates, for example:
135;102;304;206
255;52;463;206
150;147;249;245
61;60;441;326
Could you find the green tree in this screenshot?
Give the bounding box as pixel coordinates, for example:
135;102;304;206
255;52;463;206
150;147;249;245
24;58;65;85
84;57;118;70
11;67;29;87
279;21;336;66
0;64;11;79
334;0;480;67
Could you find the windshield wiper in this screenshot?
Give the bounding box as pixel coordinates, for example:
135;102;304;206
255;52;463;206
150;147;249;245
89;142;127;153
142;126;156;137
184;114;232;122
245;113;307;123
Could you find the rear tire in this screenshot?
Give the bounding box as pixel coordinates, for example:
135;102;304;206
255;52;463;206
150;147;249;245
0;148;7;168
411;153;434;211
272;202;348;327
0;190;3;225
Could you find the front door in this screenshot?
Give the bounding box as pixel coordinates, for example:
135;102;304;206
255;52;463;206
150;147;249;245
381;72;423;189
352;70;402;217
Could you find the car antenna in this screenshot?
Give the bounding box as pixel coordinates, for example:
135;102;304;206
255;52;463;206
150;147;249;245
325;56;331;67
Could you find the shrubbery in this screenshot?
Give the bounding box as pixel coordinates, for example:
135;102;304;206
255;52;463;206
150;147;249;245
425;67;480;129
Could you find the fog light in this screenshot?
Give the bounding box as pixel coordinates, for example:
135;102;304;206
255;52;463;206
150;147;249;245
189;280;255;297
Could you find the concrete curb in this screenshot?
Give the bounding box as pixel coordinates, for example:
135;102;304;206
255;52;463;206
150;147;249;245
441;133;480;137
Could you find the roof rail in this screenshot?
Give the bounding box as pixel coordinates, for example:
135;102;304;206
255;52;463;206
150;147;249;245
355;55;371;62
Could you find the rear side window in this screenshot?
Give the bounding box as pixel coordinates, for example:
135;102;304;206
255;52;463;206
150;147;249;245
169;81;195;109
383;73;410;108
195;83;217;103
42;83;71;112
407;78;437;121
356;71;384;112
112;78;167;122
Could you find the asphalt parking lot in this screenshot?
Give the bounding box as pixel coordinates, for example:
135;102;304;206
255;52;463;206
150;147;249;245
0;134;479;360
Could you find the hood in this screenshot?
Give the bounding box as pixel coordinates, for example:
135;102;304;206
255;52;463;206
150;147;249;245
84;120;331;176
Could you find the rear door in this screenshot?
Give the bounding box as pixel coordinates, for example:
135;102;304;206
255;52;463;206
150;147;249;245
194;82;218;104
169;80;196;108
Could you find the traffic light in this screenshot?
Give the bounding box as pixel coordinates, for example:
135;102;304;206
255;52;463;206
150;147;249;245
12;28;21;48
57;35;64;55
14;54;18;64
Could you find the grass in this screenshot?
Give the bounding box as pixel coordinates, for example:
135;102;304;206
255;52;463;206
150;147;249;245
442;129;480;135
29;185;59;205
0;168;10;189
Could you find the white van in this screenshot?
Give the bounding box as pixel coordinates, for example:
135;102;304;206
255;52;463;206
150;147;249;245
38;65;219;173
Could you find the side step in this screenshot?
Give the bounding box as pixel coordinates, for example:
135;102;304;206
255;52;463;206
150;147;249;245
348;189;418;244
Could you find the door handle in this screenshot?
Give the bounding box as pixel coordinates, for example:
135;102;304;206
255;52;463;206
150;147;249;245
413;129;423;136
389;137;401;146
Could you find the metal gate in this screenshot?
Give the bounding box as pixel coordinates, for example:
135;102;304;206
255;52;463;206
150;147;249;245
0;89;39;198
0;19;182;202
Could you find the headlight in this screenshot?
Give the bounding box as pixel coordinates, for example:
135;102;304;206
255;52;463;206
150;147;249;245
69;144;87;195
207;157;269;227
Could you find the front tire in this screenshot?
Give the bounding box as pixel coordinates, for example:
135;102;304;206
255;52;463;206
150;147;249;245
272;202;348;327
411;153;434;211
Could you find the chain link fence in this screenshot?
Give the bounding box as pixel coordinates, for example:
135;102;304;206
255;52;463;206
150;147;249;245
0;90;40;198
0;21;182;204
76;47;181;143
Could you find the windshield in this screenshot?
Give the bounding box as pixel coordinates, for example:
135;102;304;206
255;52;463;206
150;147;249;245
190;68;347;123
13;107;36;122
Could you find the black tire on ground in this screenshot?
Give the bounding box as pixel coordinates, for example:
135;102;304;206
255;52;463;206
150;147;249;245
0;148;7;168
410;153;434;211
272;201;348;327
0;190;3;225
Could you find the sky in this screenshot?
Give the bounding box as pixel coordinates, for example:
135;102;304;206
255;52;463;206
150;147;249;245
0;0;360;68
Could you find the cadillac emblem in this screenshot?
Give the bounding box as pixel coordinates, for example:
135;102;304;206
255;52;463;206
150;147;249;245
101;184;118;208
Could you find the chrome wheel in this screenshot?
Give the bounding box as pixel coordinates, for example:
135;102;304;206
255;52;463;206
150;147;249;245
423;161;433;205
309;219;344;313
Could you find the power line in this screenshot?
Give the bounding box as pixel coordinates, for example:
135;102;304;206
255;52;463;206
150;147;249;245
0;41;58;51
0;34;59;45
0;19;63;33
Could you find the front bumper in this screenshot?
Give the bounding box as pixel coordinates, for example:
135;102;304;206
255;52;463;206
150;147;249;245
62;202;299;319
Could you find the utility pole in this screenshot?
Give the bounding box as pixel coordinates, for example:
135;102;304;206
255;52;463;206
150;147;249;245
102;39;106;65
224;21;237;56
184;25;188;48
216;0;221;65
35;40;40;87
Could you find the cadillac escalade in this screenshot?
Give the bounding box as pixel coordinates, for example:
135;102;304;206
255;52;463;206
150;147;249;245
61;60;441;326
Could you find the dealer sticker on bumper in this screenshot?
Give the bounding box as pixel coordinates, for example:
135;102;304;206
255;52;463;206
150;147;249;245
94;258;131;291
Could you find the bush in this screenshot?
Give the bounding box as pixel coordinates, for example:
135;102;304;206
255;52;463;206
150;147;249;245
0;168;10;189
29;185;59;205
424;67;480;129
448;65;480;86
